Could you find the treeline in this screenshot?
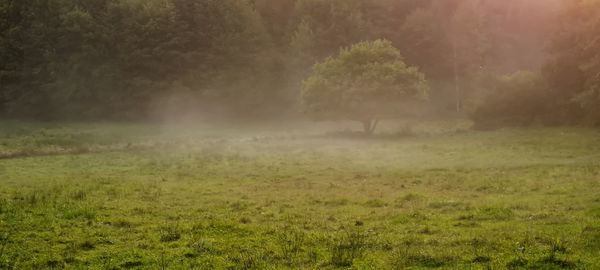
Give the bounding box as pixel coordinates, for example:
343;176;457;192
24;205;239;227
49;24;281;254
1;0;281;119
0;0;598;125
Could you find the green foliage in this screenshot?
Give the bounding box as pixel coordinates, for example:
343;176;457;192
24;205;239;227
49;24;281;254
0;0;586;128
0;0;281;119
399;7;452;80
302;40;428;132
469;71;551;127
545;0;600;124
541;58;588;123
0;0;568;124
290;0;369;62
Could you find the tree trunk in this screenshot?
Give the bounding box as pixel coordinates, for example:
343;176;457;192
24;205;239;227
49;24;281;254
361;119;378;135
370;119;379;134
362;120;372;134
453;37;462;113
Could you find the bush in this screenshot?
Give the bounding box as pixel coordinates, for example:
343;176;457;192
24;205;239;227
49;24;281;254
469;71;551;128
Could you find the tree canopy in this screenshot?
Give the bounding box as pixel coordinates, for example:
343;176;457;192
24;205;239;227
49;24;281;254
545;0;600;123
302;40;428;133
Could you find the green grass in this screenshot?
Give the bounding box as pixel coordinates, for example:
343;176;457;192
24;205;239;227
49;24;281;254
0;120;599;269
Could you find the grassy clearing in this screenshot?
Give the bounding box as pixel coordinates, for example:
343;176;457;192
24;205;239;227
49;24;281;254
0;120;599;269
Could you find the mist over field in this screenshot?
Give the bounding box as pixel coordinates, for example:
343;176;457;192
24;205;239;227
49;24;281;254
1;0;600;269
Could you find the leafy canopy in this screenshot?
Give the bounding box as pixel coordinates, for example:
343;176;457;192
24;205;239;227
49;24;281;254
302;39;428;124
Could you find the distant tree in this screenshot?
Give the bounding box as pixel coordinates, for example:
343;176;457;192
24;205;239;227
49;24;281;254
469;71;549;127
289;0;368;66
545;0;600;124
389;1;493;113
399;8;451;80
541;58;587;123
302;40;428;134
254;0;296;45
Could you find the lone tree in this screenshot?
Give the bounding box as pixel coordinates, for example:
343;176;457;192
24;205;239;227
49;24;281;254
302;39;429;134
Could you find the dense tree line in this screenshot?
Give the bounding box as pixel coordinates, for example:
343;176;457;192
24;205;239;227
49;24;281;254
0;0;598;125
543;0;600;124
0;0;280;119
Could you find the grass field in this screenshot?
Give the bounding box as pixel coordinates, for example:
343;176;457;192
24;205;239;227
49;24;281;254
0;120;599;269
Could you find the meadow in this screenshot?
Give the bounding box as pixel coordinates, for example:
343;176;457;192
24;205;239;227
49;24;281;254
0;120;599;269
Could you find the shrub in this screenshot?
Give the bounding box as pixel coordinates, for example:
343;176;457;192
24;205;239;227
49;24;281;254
469;71;551;128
